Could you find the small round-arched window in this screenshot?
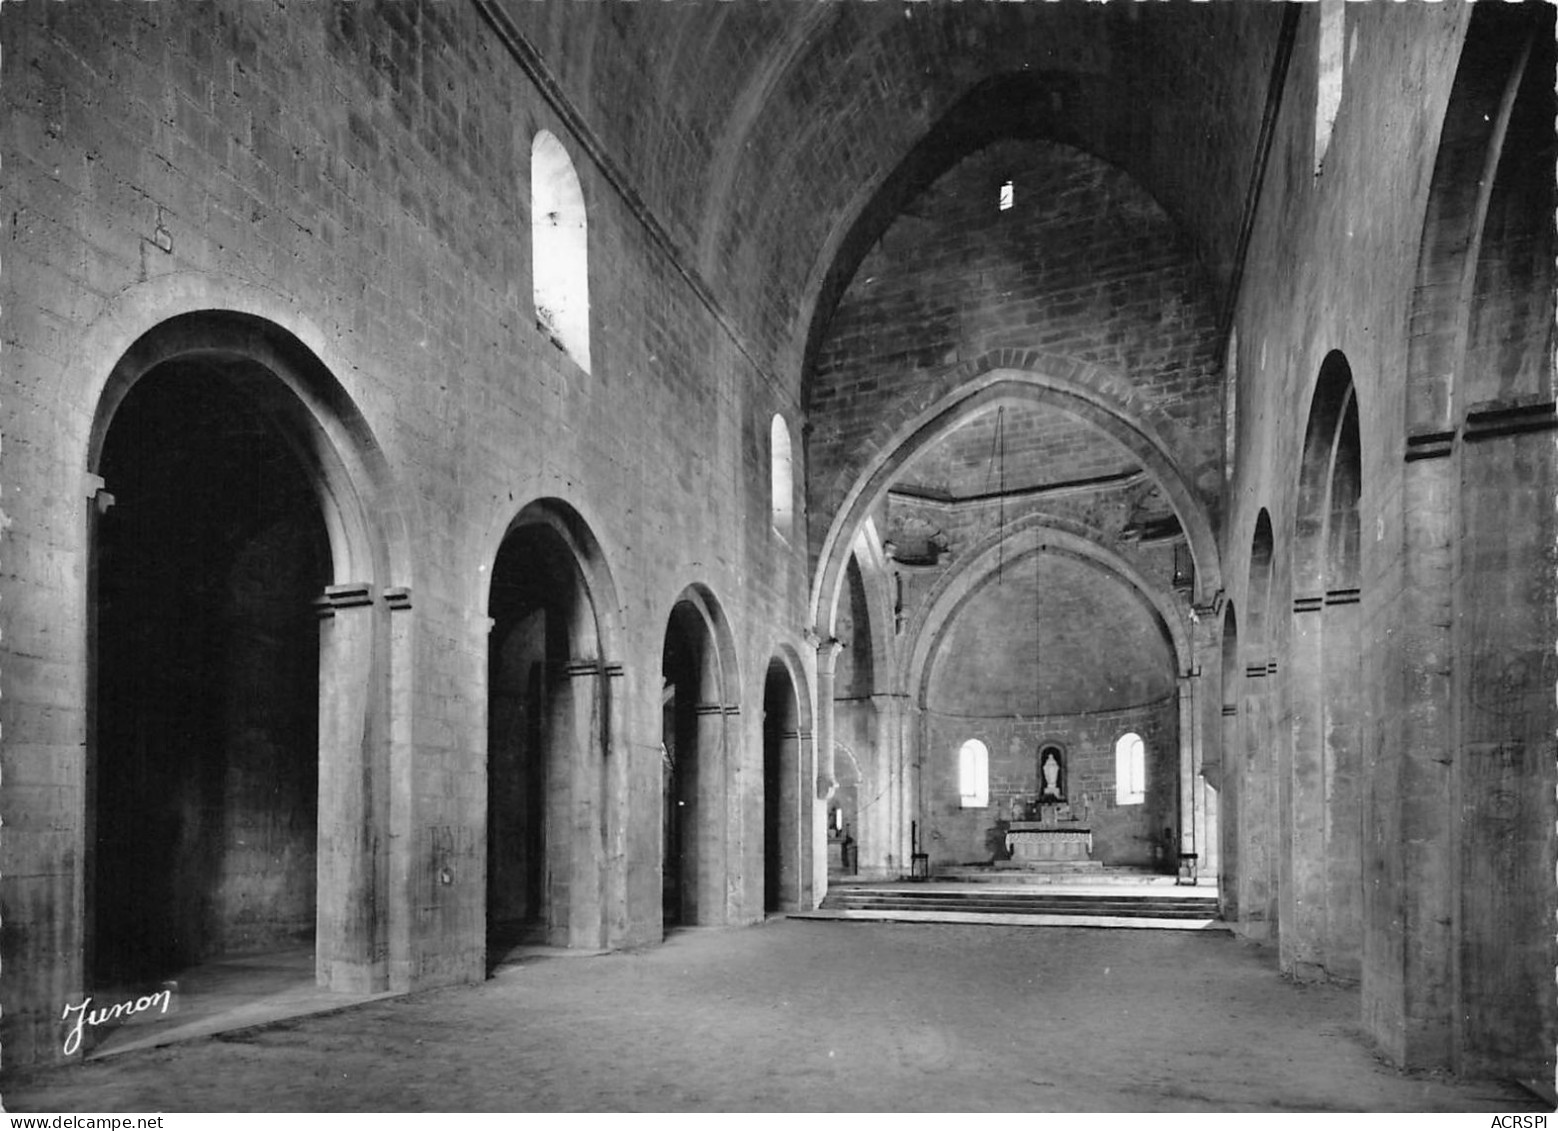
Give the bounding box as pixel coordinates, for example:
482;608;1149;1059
958;739;989;809
1115;732;1145;806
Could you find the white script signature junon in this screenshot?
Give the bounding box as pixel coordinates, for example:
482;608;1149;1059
61;988;173;1056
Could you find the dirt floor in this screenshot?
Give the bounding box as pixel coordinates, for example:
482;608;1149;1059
4;919;1548;1113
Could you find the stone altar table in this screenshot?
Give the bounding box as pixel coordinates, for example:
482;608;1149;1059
1004;821;1094;866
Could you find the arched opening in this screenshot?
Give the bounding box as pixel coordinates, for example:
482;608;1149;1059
1290;352;1362;981
660;589;735;931
532;129;591;373
93;365;329;992
831;551;877;874
770;414;794;537
812;368;1223;635
914;539;1180;870
763;658;803;912
81;311;409;1033
486;510;608;961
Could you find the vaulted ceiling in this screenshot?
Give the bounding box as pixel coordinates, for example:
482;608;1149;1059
494;0;1287;380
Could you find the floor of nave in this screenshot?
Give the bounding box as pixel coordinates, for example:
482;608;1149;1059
7;920;1545;1113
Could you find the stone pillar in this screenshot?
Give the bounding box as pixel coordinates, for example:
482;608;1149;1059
383;587;416;992
1374;438;1455;1064
1192;613;1223;881
314;582;389;994
691;703;727;925
564;660;607;949
1287;592;1327;978
1322;588;1362;980
1239;658;1275;941
1177;669;1198;871
795;728;816;908
722;704;744;924
813;638;841;800
541;661;574;946
1454;406;1557;1079
777;726;803;910
896;696;915;874
601;662;629;946
855;691;899;879
1218;700;1240;918
812;638;840;902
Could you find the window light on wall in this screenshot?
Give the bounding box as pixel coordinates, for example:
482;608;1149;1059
1115;732;1145;805
770;414;794;536
958;739;989;808
531;130;592;372
1313;0;1346;177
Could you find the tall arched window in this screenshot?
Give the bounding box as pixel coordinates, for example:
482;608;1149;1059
958;739;989;808
1115;732;1145;805
531;130;591;373
1314;0;1346;176
770;414;793;536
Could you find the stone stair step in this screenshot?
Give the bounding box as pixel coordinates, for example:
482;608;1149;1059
812;881;1224;930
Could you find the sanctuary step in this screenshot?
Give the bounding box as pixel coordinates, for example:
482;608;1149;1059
794;876;1224;932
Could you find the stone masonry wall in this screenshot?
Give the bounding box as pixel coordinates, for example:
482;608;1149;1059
1;0;811;1067
807;138;1225;573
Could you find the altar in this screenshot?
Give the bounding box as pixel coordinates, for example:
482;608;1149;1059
1004;821;1094;866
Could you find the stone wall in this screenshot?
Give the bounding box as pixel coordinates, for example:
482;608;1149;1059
922;699;1178;870
808;138;1224;564
1;0;813;1067
1220;0;1556;1083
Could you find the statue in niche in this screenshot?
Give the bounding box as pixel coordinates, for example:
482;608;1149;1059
1038;746;1065;803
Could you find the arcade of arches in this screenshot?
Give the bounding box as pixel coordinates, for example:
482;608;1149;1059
2;0;1554;1098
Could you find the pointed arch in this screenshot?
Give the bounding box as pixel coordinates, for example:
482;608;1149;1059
812;358;1222;637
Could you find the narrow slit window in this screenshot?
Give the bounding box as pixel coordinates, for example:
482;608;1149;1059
770;414;793;536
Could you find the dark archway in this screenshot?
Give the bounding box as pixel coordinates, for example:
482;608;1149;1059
763;658;803;912
486;515;606;960
92;361;329;991
660;588;736;931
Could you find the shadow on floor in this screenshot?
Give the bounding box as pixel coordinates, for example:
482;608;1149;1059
82;947;399;1060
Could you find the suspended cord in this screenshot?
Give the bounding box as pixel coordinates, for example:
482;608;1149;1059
984;406;1007;584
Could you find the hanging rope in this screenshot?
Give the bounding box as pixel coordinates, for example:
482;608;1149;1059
984;406;1007;584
